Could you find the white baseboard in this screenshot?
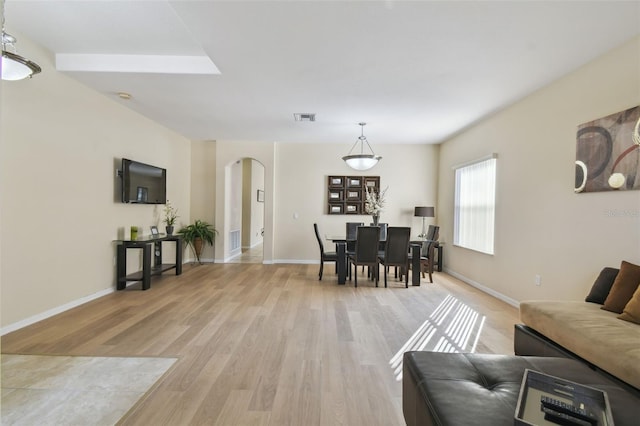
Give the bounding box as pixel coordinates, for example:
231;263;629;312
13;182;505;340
272;259;317;264
444;268;520;308
1;261;197;336
241;240;263;249
185;257;215;264
1;287;115;336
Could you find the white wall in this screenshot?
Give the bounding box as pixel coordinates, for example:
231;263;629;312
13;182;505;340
0;33;192;329
247;159;265;248
273;142;439;262
188;140;216;262
438;36;640;304
212;140;438;263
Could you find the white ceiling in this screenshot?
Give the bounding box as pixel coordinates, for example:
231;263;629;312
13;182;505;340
5;1;640;145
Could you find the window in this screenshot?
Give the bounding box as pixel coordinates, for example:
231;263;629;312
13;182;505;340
453;155;497;254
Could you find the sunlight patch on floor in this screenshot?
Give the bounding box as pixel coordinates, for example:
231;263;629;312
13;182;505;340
390;294;486;380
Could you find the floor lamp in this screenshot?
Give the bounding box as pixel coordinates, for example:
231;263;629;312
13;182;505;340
414;206;434;240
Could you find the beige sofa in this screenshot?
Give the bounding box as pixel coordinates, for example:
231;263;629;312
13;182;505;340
517;300;640;391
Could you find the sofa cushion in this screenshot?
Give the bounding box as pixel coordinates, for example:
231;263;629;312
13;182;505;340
619;286;640;325
585;267;619;304
520;300;640;390
602;261;640;313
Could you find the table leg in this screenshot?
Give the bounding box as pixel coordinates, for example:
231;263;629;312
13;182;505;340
411;244;421;286
175;239;183;275
337;242;346;285
116;244;126;290
142;243;152;290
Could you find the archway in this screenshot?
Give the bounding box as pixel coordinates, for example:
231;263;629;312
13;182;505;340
226;157;265;263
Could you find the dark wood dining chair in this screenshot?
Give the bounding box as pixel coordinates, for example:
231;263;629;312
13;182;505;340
346;221;364;279
378;227;411;288
370;222;388;242
314;223;338;280
408;239;437;283
426;225;440;241
345;222;364;252
347;226;380;287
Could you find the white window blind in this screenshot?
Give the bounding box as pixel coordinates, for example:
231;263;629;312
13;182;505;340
453;156;497;255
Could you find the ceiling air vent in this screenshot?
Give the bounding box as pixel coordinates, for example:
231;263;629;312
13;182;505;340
294;113;316;122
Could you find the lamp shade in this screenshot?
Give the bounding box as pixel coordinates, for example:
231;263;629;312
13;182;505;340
343;154;382;171
343;122;382;171
414;206;434;217
2;50;41;81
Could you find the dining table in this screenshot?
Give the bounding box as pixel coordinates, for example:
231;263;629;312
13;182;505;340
327;236;422;286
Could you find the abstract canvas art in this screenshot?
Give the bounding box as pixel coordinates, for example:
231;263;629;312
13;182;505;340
575;105;640;193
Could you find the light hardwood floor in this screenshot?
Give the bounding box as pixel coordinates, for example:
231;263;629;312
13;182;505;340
1;264;519;425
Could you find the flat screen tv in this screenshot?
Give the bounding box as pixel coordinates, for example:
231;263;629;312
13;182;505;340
121;158;167;204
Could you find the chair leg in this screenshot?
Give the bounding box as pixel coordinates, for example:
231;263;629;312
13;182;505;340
319;261;323;280
354;265;358;287
405;263;409;288
384;265;388;288
374;264;379;287
428;262;433;283
375;263;378;287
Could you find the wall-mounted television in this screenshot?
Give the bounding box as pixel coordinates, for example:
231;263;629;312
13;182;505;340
121;158;167;204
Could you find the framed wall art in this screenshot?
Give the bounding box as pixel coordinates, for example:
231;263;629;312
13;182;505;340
575;105;640;193
326;175;379;215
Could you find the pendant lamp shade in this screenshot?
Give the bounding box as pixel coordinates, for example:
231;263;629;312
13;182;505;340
1;0;41;81
2;49;41;80
343;122;382;171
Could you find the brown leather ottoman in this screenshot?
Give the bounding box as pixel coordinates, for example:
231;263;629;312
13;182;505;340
403;352;640;426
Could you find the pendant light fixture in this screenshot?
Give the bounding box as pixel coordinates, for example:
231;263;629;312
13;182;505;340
342;122;382;171
1;0;41;81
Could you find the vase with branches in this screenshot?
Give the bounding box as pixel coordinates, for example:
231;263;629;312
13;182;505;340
365;186;388;225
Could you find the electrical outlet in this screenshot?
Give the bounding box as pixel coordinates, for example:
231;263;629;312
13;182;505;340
534;275;541;286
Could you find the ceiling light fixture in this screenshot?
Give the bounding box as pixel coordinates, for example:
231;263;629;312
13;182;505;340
342;122;382;171
1;0;41;81
294;113;316;122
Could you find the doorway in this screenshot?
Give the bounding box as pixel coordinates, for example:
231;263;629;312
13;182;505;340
227;158;265;264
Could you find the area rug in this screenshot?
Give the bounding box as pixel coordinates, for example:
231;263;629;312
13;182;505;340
1;354;176;425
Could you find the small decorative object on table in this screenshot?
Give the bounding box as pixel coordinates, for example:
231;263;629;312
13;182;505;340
150;225;159;237
163;200;179;235
130;226;138;240
365;185;388;226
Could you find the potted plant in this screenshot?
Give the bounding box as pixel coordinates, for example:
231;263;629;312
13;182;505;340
178;219;217;264
163;201;179;235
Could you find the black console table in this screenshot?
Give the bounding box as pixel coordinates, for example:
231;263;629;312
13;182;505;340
116;235;182;290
